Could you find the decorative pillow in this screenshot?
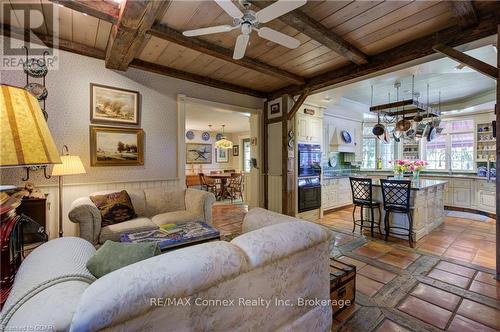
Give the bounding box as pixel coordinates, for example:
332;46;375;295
90;190;137;227
86;240;160;278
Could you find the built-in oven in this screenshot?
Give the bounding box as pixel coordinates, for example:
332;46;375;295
298;177;321;213
298;144;321;178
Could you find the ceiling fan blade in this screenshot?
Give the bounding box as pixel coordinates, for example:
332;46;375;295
258;27;300;49
183;25;235;37
233;34;249;60
256;0;307;23
214;0;243;19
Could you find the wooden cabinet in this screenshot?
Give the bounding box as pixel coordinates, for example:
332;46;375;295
322;178;352;211
296;113;322;144
452;187;471;208
478;190;495;212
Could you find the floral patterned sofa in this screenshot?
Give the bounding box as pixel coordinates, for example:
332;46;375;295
0;208;333;331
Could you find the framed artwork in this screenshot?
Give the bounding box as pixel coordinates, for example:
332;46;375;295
90;126;144;166
232;145;239;156
215;148;229;163
186;143;212;164
90;83;140;125
270;103;280;114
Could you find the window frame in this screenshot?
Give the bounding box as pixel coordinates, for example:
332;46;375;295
361;123;398;171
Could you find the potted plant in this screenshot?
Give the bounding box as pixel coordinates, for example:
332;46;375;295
409;160;428;181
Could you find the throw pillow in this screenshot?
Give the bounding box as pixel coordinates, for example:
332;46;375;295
90;190;137;227
86;240;160;278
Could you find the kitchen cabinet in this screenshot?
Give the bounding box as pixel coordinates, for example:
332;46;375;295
452;187;471;208
296;113;322;144
322;178;352;211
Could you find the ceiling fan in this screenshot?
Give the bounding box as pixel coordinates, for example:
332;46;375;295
182;0;307;60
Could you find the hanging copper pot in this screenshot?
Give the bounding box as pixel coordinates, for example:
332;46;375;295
396;118;411;132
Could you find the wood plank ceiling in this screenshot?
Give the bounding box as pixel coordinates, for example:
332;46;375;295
1;0;499;98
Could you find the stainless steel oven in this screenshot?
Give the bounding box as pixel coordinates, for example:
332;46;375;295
298;144;321;178
298;177;321;212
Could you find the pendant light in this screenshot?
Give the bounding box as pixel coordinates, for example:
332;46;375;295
215;125;233;149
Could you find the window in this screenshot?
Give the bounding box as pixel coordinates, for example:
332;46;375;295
362;124;395;169
424;119;475;171
362;137;376;169
242;138;251;173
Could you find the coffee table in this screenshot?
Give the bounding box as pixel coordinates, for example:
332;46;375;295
120;221;220;252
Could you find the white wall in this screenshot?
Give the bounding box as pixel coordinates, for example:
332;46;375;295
230;131;251;172
1;37;263;238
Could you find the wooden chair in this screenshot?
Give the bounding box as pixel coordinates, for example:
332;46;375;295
227;173;243;203
199;173;217;194
185;175;201;189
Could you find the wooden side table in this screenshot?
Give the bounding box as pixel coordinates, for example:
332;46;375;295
17;197;47;230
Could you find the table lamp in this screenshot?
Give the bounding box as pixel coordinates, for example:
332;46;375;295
0;84;61;167
51;145;86;237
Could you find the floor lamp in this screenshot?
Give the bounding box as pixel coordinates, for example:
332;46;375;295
51;145;86;237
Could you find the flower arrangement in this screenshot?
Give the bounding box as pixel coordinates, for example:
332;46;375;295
390;159;428;180
408;160;428;172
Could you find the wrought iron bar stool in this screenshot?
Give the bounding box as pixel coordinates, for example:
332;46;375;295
380;179;414;247
349;177;382;237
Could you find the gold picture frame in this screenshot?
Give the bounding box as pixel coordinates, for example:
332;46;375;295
90;83;140;126
90;126;144;166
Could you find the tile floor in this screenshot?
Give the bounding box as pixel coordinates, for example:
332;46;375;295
211;205;500;332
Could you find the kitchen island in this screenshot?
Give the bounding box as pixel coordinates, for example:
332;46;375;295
367;179;448;242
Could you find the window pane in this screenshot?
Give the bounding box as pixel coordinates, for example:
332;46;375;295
363;126;374;136
243;139;251;172
380;140;394;169
451;133;474;170
362;138;376;169
426;135;446;170
446;120;474;133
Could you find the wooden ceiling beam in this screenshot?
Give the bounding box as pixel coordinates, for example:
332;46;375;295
105;0;169;71
433;43;497;79
268;15;500;99
451;1;478;29
49;0;119;24
287;89;311;120
250;1;368;65
130;59;266;98
150;24;305;85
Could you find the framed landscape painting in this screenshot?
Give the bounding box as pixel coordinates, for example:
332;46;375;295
216;148;229;163
90;126;144;166
186;143;212;164
90;83;140;125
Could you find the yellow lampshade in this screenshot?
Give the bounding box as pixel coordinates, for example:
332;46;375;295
52;155;86;176
0;84;61;167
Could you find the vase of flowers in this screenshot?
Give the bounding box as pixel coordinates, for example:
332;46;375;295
409;160;428;181
392;159;411;179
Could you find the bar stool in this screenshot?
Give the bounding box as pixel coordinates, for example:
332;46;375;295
349;177;382;237
380;179;413;247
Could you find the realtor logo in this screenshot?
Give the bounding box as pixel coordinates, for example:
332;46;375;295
1;1;59;70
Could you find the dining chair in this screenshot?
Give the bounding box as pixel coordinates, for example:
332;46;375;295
349;177;382;237
380;179;414;247
228;172;243;203
199;173;217;194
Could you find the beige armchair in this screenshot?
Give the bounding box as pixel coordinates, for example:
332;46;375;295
68;188;215;245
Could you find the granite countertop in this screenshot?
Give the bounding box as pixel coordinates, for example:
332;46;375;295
360;171;495;181
370;178;448;190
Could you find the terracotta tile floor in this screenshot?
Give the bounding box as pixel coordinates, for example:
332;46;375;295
211;205;500;332
318;207;497;270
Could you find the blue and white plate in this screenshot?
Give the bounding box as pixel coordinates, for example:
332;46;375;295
185;130;195;140
201;132;210;141
341;130;352;143
216;133;223;141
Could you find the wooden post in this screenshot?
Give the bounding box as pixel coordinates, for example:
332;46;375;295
263;101;269;210
496;24;500;280
281;95;290;215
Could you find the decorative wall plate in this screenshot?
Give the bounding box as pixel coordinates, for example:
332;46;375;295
201;132;210;141
185;130;195;140
216;133;223;141
341;130;352;143
24;83;48;100
23;58;48;77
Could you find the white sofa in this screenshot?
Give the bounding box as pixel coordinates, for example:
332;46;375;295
0;208;333;332
68;188;216;245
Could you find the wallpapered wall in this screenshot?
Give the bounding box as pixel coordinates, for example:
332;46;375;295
0;37;264;187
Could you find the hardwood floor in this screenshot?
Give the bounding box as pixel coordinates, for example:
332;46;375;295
212;205;499;332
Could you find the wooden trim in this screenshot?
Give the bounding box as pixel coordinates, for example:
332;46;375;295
268;16;500;99
130;59;266;98
444;206;495;220
496;23;499;280
433;43;498;79
281;95;289;215
150;24;305;85
323;204;354;215
451;1;478;29
263;101;269;209
105;0;169;70
49;0;119;24
250;1;367;65
266;117;283;124
287;89;311;120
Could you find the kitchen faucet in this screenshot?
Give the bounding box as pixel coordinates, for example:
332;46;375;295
438;152;453;175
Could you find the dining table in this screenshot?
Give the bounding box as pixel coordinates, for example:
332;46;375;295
205;174;233;200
